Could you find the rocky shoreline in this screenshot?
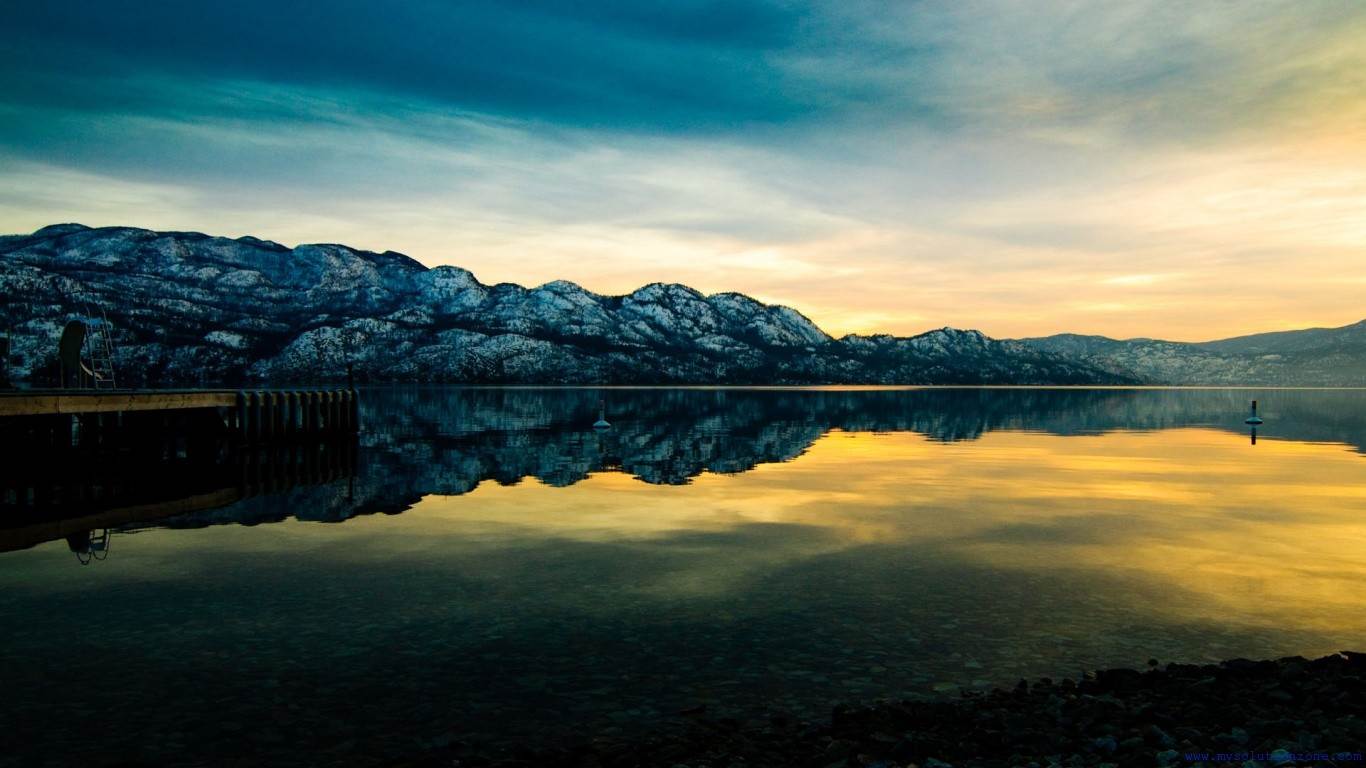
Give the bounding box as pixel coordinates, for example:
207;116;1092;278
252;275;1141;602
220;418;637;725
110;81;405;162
387;653;1365;768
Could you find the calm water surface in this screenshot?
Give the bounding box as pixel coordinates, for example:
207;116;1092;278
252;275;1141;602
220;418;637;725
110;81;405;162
2;387;1364;767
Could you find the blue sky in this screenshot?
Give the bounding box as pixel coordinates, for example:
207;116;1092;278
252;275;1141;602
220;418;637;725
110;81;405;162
2;1;1364;339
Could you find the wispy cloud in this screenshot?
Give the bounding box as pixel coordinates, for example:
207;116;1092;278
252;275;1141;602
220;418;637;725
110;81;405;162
1;1;1363;340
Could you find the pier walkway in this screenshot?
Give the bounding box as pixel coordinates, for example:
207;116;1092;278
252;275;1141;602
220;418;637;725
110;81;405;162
0;387;360;441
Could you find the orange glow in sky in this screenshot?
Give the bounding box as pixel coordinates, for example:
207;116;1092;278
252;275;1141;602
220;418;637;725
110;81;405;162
3;2;1364;340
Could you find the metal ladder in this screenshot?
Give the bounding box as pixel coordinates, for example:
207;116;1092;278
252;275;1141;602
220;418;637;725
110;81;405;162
73;529;112;565
80;300;118;389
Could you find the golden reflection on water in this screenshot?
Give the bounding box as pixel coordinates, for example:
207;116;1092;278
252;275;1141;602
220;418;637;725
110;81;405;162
6;412;1364;768
407;427;1366;633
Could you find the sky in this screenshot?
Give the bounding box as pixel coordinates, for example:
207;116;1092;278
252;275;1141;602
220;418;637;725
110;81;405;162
1;1;1364;341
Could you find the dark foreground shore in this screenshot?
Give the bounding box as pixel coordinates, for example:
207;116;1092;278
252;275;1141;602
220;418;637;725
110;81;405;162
388;653;1365;768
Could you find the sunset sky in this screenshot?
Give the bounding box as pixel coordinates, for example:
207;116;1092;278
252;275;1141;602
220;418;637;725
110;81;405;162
2;1;1363;341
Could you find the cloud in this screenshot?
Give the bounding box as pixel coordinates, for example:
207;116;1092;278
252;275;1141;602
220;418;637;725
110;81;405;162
0;0;820;132
1;1;1364;340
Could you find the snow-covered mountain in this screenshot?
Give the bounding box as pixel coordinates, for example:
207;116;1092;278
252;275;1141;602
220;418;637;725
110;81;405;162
0;224;1124;385
1022;320;1366;386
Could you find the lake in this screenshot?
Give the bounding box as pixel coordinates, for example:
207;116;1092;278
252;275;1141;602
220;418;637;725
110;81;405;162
2;387;1364;767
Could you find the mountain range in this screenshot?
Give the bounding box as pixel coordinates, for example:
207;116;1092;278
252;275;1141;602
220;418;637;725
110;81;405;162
0;224;1360;386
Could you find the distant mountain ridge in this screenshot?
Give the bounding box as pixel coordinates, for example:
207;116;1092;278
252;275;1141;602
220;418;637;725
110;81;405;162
1021;320;1366;386
0;223;1359;386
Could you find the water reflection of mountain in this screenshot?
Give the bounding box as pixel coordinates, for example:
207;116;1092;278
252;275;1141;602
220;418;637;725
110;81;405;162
99;388;1366;534
360;386;1366;460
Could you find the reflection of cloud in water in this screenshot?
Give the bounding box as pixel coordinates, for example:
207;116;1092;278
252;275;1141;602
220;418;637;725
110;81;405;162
4;391;1366;765
43;389;1358;644
391;427;1366;634
120;388;1363;536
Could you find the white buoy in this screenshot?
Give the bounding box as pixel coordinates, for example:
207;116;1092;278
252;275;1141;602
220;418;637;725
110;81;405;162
1244;399;1264;425
592;399;611;429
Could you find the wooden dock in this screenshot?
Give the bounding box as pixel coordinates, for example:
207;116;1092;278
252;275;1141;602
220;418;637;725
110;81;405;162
0;387;363;558
0;389;237;417
0;387;360;443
